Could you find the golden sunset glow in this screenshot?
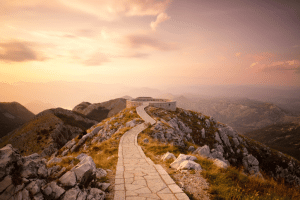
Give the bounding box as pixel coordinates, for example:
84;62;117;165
1;0;299;98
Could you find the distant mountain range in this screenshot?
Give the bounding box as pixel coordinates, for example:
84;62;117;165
174;96;299;134
245;121;300;161
0;102;35;138
0;98;126;156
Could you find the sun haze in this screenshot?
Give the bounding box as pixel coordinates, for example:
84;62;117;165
0;0;299;91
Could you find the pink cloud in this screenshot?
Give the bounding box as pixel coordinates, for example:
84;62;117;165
151;12;171;31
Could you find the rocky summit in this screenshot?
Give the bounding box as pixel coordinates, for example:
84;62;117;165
0;102;300;199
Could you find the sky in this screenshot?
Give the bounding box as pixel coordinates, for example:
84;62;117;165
1;0;300;88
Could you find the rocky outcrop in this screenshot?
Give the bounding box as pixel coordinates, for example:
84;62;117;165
0;107;98;157
0;145;108;200
72;98;126;121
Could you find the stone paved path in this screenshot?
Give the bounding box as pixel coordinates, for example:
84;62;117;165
114;103;190;200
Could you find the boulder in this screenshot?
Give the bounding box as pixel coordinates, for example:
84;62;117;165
21;160;39;178
218;129;231;147
161;152;176;162
0;144;22;179
170;154;197;169
77;153;88;161
213;159;229;169
59;171;77;187
95;168;107;179
64;140;76;149
177;160;202;171
97;183;110;191
188;146;195;152
62;187;81;200
77;190;88;200
233;138;240;146
0;184;15;200
72;156;95;185
86;188;105;200
26;179;46;196
214;132;222;144
210;149;224;161
242;154;260;175
193;145;211;158
0;175;12;193
43;181;65;199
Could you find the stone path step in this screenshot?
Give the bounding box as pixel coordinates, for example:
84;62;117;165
114;104;189;200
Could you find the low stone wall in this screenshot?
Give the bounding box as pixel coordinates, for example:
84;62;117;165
126;97;176;111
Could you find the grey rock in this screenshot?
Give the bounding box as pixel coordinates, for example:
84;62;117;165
59;171;77;187
177;160;202;171
48;166;61;177
44;181;65;199
218;128;231;147
77;190;88;200
97;183;110;191
33;192;44;200
22;189;30;200
215;132;222;144
126;119;136;127
193;145;211;158
213;159;229;169
201;128;205;138
52;167;66;179
61;149;69;156
188;146;195;152
143;138;149;143
170;154;197;169
72;156;95;185
205;119;210;128
233;138;240;146
178;121;192;133
95;168;107;179
77;153;88;161
0;184;15;200
86;188;105;200
243;154;260;175
26;179;46;196
210;149;224;161
62;187;81;200
0;144;21;179
64;140;76;149
161;152;176;162
0;175;12;193
47;157;62;166
38;165;48;178
21;160;39;178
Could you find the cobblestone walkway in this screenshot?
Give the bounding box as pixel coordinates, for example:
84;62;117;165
114;104;190;200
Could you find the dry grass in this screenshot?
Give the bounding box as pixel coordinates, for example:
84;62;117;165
89;127;131;170
138;124;300;200
47;156;80;171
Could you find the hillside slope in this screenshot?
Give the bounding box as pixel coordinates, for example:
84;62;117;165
245;121;300;160
0;102;35;138
72;98;126;121
0;108;97;157
175;96;298;133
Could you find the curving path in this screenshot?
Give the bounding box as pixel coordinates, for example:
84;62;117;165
114;103;189;200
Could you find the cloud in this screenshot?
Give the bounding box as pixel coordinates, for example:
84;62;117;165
151;12;170;31
125;34;176;51
0;41;44;62
59;0;172;20
250;62;258;68
263;59;300;72
82;52;110;66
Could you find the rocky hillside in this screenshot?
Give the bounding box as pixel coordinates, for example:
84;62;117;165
0;108;97;157
175;96;298;133
0;102;35;138
245;121;300;161
143;107;300;186
72;98;126;122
